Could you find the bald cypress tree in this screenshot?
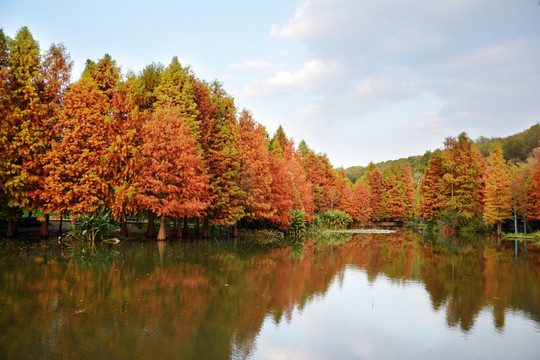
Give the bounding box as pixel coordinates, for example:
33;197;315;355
483;143;512;235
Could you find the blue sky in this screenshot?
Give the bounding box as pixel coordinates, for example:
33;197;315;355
2;0;540;167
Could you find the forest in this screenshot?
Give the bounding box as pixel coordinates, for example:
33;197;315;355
1;26;540;240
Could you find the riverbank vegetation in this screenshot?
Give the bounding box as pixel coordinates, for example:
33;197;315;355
1;26;540;241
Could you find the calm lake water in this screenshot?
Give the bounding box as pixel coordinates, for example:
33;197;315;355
1;231;539;359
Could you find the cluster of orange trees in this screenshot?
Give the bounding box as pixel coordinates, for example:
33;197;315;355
1;27;539;239
0;27;411;239
418;133;540;234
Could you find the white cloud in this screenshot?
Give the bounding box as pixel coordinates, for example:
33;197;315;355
261;0;540;163
242;59;342;97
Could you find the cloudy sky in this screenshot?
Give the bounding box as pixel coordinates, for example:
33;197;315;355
2;0;540;167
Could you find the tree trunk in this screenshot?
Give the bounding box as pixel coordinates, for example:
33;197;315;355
146;212;156;238
203;217;210;238
183;217;188;237
157;215;167;241
232;224;238;237
194;217;200;237
120;217;128;238
172;218;178;236
497;222;502;237
56;216;63;238
40;213;49;238
176;218;183;239
6;217;17;238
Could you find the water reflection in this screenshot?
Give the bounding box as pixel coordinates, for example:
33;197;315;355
0;232;539;359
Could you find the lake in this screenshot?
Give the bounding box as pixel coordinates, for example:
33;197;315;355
1;231;539;359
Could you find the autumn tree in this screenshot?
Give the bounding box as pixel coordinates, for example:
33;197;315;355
350;181;371;224
106;79;147;236
333;169;355;217
299;143;335;213
401;163;415;219
0;29;9;216
287;152;315;221
362;163;384;222
0;27;44;236
483;143;512;235
271;127;314;220
440;133;486;220
528;153;540;221
136;107;211;241
154;57;198;133
42;77;112;216
418;150;445;221
268;141;293;227
237;109;273;221
197;80;245;233
28;43;72;237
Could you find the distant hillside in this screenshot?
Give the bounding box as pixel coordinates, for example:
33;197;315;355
344;123;540;186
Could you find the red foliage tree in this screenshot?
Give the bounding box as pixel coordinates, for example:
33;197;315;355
363;163;384;221
350;182;371;224
237;109;273;221
136;107;211;241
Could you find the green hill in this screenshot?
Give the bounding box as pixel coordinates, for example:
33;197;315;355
344;123;540;186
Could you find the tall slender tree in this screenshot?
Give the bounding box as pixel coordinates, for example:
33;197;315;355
363;163;384;222
350;181;371;224
42;77;112;215
268;141;293;227
483;143;512;235
418;150;445;221
528;153;540;221
440;133;486;220
0;27;43;236
107;80;147;236
199;81;245;230
237;109;273;221
136;107;211;241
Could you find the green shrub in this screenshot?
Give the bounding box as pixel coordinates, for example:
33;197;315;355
288;209;307;239
70;209;119;245
436;209;486;234
313;210;351;230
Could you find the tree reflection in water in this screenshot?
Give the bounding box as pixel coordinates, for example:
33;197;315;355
0;232;538;359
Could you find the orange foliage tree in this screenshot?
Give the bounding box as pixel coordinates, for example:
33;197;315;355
363;163;384;222
106;80;147;236
483;143;512;235
528;153;540;221
272;127;314;220
236;109;273;221
268;141;293;227
441;133;486;220
42;77;112;215
350;182;371;224
136;107;211;241
418;150;445;221
298;142;335;213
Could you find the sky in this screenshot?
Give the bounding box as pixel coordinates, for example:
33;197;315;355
1;0;540;168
